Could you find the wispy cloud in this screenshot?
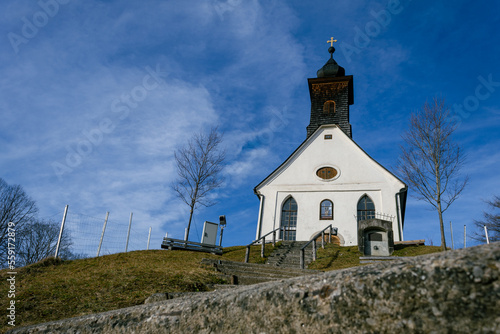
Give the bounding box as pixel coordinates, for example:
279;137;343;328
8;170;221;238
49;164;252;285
0;0;498;250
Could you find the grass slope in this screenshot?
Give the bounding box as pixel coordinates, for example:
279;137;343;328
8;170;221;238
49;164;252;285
1;243;440;332
308;243;442;271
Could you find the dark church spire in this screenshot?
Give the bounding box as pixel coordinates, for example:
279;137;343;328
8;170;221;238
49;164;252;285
317;38;345;78
306;38;353;138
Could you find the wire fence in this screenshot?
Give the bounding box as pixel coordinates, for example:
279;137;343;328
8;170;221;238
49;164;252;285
51;208;157;259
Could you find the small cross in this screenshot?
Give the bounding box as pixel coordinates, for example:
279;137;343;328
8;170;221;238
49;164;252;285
327;37;337;47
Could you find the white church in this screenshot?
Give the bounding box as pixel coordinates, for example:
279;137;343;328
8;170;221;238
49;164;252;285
254;43;408;250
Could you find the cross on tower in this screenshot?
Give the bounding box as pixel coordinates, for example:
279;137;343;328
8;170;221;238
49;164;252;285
327;37;337;47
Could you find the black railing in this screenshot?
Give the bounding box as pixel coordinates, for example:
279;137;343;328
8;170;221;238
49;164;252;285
300;225;337;269
244;227;281;263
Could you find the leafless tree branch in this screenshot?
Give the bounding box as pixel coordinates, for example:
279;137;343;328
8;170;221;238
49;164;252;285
171;127;225;241
396;98;468;251
0;178;38;264
471;195;500;243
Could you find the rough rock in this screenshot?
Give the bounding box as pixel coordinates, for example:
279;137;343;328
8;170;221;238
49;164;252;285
8;242;500;333
144;292;201;304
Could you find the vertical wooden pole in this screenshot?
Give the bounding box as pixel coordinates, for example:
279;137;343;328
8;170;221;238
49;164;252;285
55;205;69;259
321;231;325;249
147;227;152;250
245;246;250;263
484;225;490;244
125;212;133;252
464;225;466;248
450;221;454;250
96;212;109;257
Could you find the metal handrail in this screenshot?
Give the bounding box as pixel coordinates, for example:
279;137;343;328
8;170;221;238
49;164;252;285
300;225;338;269
245;227;281;263
354;212;396;222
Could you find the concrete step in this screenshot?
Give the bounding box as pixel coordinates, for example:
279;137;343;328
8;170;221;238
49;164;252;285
265;241;316;269
202;259;317;276
201;259;319;285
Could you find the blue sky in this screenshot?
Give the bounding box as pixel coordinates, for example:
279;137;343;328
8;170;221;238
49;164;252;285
1;0;499;253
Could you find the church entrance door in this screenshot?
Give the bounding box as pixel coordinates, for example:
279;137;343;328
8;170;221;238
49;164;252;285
280;197;297;241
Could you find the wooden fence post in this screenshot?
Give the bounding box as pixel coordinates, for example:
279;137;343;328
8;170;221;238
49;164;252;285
245;246;250;263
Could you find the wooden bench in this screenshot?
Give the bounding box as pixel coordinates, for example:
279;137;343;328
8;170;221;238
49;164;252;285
161;237;223;255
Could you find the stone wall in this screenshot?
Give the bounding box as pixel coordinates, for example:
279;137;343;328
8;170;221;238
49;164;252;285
8;242;500;333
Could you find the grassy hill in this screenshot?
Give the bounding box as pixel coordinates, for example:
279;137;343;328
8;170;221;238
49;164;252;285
0;243;441;332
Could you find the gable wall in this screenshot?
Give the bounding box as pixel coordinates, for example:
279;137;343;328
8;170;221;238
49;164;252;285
255;126;405;245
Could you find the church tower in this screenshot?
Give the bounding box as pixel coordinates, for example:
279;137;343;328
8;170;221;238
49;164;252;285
306;39;353;138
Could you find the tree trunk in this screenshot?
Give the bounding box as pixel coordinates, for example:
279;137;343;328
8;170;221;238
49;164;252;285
185;207;194;241
437;200;447;251
185;186;199;241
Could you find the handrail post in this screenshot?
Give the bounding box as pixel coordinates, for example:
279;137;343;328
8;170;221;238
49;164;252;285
245;246;250;263
272;231;276;247
321;231;325;249
261;237;265;258
312;240;317;261
329;225;332;243
300;249;304;269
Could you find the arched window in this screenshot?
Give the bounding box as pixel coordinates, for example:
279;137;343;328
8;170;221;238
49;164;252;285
357;195;375;221
320;200;333;220
280;197;297;241
323;100;336;114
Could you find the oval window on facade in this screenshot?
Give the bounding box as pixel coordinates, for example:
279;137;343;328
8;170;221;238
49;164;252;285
316;167;338;180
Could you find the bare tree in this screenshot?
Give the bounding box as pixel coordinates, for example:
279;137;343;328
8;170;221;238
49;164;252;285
471;195;500;243
0;178;38;262
172;127;225;241
17;219;74;266
397;98;468;251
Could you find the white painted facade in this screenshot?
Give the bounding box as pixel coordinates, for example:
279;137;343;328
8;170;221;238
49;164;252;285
254;124;407;246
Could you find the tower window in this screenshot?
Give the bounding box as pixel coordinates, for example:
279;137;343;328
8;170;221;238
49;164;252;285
320;200;333;220
323;100;336;114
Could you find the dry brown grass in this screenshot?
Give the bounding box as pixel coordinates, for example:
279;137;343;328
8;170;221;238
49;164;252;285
0;242;439;332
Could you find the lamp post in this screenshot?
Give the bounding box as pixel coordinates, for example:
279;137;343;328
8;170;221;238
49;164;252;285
219;215;226;247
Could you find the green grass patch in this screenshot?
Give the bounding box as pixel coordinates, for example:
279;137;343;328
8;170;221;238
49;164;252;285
222;242;281;264
307;243;442;271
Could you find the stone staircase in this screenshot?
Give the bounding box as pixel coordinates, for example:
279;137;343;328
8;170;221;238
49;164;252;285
266;241;314;269
201;258;319;285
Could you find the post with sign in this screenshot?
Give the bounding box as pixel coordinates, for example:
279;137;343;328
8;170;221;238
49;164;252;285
219;215;227;247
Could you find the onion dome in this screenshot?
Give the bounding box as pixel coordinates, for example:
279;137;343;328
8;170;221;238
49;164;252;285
317;45;345;78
